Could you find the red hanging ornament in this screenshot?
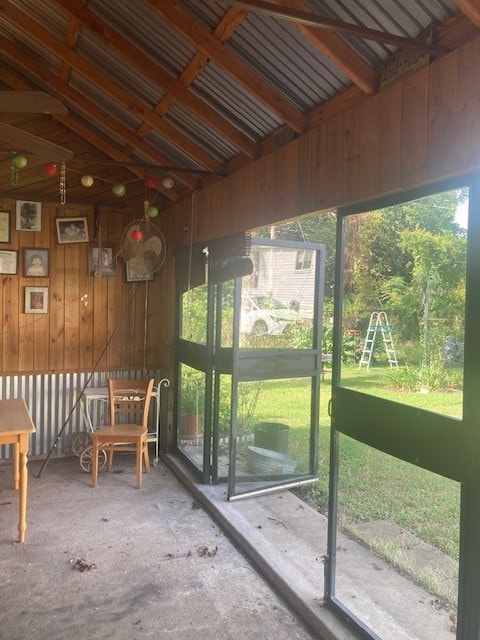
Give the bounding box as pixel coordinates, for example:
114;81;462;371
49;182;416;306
42;163;58;177
131;229;143;242
144;176;157;189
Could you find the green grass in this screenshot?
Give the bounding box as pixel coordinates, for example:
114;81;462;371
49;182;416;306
253;368;461;570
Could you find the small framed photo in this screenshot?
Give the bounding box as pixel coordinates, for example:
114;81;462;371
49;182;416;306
23;248;49;277
56;217;89;244
25;286;48;314
126;259;154;282
0;211;10;243
88;244;116;276
0;250;18;275
16;201;41;232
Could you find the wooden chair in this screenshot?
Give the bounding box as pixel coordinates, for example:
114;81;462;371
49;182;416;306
91;378;155;488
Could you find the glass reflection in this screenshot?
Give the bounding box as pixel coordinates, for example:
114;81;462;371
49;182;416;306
240;245;317;349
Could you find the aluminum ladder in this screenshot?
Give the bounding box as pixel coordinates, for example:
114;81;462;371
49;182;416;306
358;311;398;370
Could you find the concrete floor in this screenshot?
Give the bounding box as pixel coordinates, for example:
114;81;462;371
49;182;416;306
0;456;315;640
0;454;458;640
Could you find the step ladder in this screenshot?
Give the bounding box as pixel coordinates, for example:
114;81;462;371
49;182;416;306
358;311;398;370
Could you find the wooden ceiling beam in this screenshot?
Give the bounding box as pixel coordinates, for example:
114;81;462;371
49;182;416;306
454;0;480;27
142;0;308;133
51;0;257;159
268;0;378;95
223;0;448;56
0;1;224;174
148;8;249;120
0;70;181;203
0;46;200;192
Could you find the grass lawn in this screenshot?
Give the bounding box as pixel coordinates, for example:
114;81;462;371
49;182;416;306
253;368;461;601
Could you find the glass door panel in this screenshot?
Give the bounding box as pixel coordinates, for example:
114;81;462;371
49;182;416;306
328;184;467;639
228;237;325;499
340;189;467;419
333;435;459;640
228;377;318;498
177;363;205;470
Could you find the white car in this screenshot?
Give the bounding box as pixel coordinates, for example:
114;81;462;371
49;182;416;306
240;296;298;336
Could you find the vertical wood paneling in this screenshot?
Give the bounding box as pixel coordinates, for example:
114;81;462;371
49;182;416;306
0;199;164;375
378;83;403;194
427;50;459;179
456;38;480;172
401;66;429;186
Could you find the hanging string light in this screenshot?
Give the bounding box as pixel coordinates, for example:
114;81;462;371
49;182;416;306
60;162;67;205
10;151;27;186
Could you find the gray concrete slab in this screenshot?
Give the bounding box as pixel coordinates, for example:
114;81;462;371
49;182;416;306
164;454;458;640
0;457;317;640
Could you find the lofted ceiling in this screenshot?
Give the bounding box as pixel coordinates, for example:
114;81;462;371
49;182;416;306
1;0;479;216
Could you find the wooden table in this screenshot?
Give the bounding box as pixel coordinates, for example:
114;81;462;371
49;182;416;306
0;399;36;543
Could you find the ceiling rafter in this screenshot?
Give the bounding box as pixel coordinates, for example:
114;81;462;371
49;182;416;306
0;1;224;174
0;46;199;193
50;0;257;160
131;7;249;143
454;0;480;27
142;0;307;134
0;69;177;205
267;0;378;95
222;0;449;55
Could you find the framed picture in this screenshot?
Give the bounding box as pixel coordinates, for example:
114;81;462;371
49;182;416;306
126;259;154;282
25;286;48;314
88;244;116;276
0;250;18;275
0;211;10;243
23;248;49;277
56;217;89;244
16;201;41;232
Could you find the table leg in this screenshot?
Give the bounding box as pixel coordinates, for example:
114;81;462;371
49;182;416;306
17;435;29;543
13;441;19;490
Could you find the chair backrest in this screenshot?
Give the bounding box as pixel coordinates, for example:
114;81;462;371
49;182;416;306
108;378;155;427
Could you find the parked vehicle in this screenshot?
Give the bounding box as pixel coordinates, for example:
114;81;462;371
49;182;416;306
240;295;298;336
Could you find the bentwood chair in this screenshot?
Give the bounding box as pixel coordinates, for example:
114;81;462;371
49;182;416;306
91;378;155;488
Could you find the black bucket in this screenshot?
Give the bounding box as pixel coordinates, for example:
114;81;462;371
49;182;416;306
253;422;289;455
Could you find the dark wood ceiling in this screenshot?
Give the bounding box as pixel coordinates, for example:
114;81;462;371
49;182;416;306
1;0;479;216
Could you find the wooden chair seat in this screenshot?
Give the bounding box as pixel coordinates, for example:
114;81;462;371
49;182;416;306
91;379;154;489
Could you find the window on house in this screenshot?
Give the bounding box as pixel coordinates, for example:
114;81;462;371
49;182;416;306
295;249;313;270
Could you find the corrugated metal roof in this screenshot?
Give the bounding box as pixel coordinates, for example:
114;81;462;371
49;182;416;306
0;0;472;213
227;12;351;111
193;62;283;142
88;0;197;78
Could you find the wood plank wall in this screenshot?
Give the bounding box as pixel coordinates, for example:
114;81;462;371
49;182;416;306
0;200;169;375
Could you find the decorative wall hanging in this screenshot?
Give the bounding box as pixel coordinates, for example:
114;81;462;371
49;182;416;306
25;286;48;314
23;248;49;277
88;244;116;276
0;211;10;243
0;250;17;275
56;217;89;244
16;201;41;232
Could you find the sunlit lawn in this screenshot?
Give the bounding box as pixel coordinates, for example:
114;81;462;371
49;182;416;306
254;367;461;561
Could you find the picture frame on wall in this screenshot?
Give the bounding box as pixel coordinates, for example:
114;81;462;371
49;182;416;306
25;286;48;314
125;259;154;282
23;248;49;277
16;201;41;232
0;211;10;243
56;217;89;244
88;244;116;276
0;250;18;275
